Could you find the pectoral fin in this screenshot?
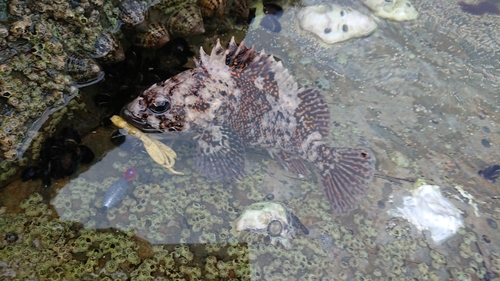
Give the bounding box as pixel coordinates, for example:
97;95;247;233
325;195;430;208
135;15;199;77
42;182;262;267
194;126;246;180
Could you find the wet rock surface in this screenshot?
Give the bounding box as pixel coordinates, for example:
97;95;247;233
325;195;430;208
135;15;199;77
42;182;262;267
1;0;500;280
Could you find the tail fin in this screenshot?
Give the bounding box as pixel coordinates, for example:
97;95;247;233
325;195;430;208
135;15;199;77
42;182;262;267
314;145;375;214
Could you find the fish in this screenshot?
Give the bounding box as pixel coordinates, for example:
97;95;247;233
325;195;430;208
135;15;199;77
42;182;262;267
297;4;377;45
124;37;376;214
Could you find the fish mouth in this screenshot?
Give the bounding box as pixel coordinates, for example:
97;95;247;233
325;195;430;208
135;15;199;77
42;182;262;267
122;109;163;133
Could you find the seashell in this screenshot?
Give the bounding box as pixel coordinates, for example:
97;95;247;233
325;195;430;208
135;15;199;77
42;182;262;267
119;0;160;27
260;14;281;32
133;22;170;49
167;5;205;37
233;201;308;249
267;220;283;237
229;0;250;20
200;0;227;18
65;51;105;88
263;3;283;18
297;4;377;44
89;30;125;64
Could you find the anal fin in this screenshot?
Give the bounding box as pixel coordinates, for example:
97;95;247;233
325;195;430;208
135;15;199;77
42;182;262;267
194;126;246;180
314;145;375;214
272;150;310;178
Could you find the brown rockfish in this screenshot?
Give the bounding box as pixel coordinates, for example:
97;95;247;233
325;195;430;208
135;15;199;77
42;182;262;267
124;37;375;214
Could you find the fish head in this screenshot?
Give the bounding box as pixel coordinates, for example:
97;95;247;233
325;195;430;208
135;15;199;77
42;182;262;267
124;70;196;134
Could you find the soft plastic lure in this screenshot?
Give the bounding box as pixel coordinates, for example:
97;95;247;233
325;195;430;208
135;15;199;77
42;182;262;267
110;115;183;175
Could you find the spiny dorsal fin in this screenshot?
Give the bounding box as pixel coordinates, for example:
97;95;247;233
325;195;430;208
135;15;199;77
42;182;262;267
227;38;300;98
198;37;300;99
197;38;226;68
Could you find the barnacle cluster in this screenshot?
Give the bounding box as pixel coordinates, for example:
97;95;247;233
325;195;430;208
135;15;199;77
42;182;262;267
3;136;500;280
0;0;252;182
1;192;254;279
0;0;118;181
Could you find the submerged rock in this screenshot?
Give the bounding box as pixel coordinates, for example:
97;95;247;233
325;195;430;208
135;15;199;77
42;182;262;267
297;4;377;44
389;182;463;244
362;0;418;21
233;201;308;248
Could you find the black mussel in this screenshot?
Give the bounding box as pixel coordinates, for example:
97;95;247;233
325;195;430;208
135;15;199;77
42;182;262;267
26;128;94;186
291;212;309;235
61;127;82;144
163;37;193;57
110;130;126;146
101;117;113;127
265;193;275;200
78;145;95;163
478;165;500;183
21;166;40;181
247;8;256;24
263;3;283;18
94;93;114;107
40;169;51;187
482;234;491;243
158;38;194;74
260;14;281;33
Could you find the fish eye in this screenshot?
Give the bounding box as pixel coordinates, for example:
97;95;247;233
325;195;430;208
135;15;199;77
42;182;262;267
406;2;411;6
340;10;345;16
324;27;332;34
342;24;348;32
150;101;170;114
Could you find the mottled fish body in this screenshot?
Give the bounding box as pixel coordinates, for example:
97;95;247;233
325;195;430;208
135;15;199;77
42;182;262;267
125;37;375;214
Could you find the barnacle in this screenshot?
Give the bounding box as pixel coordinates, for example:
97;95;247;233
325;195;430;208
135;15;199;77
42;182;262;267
233;201;307;249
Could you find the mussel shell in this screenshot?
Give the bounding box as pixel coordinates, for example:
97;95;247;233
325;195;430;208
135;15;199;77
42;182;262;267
90;30;125;64
110;130;126;146
267;220;283;237
134;22;170;49
167;5;205;37
65;51;104;87
21;166;40;181
260;14;281;33
61;127;82;144
78;145;95;164
291;212;309;235
263;3;283;18
200;0;227;18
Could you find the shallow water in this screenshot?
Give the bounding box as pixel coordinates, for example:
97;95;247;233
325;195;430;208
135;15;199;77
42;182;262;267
1;0;500;280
